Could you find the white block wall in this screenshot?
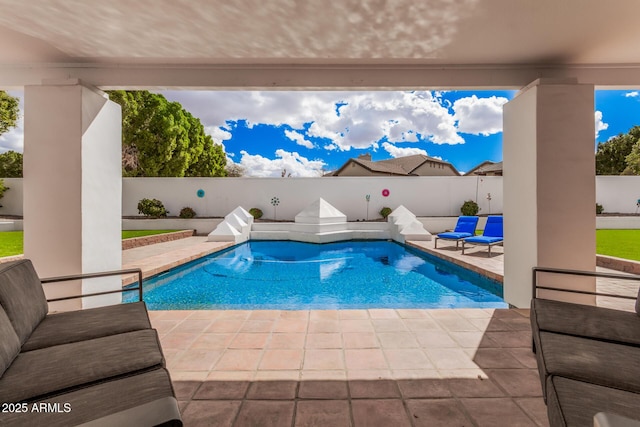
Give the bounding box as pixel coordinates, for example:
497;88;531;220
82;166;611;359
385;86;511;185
2;176;640;221
119;176;502;220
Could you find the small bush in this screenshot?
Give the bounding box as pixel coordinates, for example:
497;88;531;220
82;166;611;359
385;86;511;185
0;179;8;202
179;207;196;218
249;208;263;219
460;200;480;216
137;198;168;218
596;203;604;215
380;207;392;219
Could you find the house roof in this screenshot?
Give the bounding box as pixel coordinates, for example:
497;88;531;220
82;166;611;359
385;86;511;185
333;154;460;176
466;161;503;175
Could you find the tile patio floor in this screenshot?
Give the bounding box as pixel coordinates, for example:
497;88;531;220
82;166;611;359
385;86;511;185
119;235;637;425
132;238;547;426
153;307;547;427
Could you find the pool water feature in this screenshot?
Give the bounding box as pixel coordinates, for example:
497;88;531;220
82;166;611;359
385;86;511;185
127;240;507;310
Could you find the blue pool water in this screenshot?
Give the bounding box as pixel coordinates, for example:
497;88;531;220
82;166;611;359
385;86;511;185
126;240;507;310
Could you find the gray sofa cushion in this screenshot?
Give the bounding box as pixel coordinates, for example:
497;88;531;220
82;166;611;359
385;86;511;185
532;298;640;345
540;331;640;394
0;368;178;427
0;329;164;403
0;304;20;377
22;301;151;352
636;286;640;315
0;260;48;344
547;376;640;427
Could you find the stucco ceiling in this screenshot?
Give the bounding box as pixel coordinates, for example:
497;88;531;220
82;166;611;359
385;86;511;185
1;0;640;88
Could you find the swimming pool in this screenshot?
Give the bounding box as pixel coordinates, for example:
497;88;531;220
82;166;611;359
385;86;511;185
127;240;507;310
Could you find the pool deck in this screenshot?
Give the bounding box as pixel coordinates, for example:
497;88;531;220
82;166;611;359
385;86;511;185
124;238;548;426
116;237;637;425
122;236;233;280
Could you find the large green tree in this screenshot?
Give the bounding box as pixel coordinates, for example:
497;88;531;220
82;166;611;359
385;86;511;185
0;91;19;136
0;150;22;177
107;90;227;177
624;140;640;175
595;126;640;175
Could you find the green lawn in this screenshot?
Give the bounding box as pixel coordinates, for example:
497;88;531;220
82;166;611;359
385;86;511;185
0;231;23;257
0;230;180;257
596;229;640;262
1;229;639;261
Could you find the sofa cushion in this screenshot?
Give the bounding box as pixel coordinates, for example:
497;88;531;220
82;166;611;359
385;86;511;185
22;301;151;352
540;331;640;394
532;298;640;345
0;368;179;427
0;260;48;344
0;304;21;377
548;376;640;427
0;329;164;403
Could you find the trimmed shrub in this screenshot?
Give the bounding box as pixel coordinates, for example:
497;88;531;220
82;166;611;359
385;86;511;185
249;208;263;219
179;207;196;218
596;203;604;215
380;207;392;219
0;179;8;203
460;200;480;216
137;198;168;218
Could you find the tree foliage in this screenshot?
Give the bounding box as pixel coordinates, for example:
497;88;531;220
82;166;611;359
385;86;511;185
0;179;8;201
107;90;227;177
0;151;23;177
624;140;640;175
0;91;19;136
595;126;640;175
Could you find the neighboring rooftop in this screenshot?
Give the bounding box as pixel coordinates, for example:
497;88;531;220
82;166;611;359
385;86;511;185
466;161;503;176
332;154;460;177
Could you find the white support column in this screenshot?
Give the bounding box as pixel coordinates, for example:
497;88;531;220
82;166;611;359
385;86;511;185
503;79;596;308
24;80;122;311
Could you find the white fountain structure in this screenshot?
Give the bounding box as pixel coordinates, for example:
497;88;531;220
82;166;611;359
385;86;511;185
208;198;431;244
207;206;253;243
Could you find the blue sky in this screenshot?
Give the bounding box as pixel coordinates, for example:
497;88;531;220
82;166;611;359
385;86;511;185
1;89;638;176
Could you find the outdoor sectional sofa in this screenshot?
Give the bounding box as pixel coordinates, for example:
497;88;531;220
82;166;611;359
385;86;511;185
531;267;640;426
0;259;182;426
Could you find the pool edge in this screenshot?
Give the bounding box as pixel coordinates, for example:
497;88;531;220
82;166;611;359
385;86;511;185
405;241;504;284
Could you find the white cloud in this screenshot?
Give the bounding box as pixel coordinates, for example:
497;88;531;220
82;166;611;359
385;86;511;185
284;129;314;149
595;110;609;138
238;149;326;177
0;122;23;153
381;142;428;158
625;91;639;98
161;90;467;151
206;126;232;144
453;95;508;136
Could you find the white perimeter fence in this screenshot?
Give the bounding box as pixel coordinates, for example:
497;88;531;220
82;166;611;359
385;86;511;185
2;176;640;228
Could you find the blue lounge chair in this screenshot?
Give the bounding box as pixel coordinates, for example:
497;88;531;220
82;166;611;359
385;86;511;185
434;216;479;250
462;215;503;256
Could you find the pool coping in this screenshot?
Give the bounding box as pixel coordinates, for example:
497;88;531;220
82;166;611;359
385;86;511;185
406;241;504;284
122;239;234;285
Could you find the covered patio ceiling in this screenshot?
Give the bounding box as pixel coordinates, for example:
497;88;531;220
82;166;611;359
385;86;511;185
1;0;640;89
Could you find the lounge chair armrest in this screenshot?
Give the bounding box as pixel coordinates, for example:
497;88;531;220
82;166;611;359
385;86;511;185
40;268;144;302
77;397;182;427
532;266;640;301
